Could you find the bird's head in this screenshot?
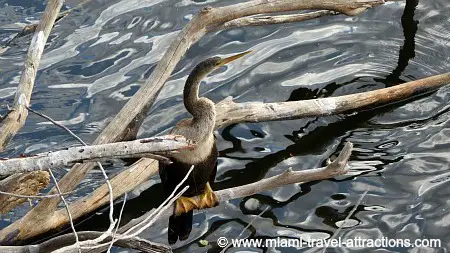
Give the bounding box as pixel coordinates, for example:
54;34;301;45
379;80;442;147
195;50;252;75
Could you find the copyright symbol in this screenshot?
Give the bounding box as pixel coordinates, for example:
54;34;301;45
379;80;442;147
217;237;228;248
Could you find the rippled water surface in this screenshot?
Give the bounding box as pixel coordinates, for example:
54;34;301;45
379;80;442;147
1;0;449;252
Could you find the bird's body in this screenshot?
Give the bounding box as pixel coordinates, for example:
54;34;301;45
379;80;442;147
158;51;251;244
159;132;217;243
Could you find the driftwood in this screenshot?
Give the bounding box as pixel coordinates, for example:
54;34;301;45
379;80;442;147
215;72;450;128
47;143;350;253
0;0;448;252
0;0;63;151
0;136;193;176
0;0;398;245
114;143;353;250
13;67;446;242
175;142;353;215
0;231;171;253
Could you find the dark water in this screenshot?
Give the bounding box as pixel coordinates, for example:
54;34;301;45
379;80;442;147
0;0;449;252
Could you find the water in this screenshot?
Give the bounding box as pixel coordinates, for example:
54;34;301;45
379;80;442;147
0;0;449;252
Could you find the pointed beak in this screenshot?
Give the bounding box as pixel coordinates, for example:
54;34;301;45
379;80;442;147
218;50;252;66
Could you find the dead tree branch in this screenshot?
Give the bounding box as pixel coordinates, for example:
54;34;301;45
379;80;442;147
0;136;193;176
0;232;171;253
120;143;353;241
208;10;339;31
0;0;64;150
0;1;388;242
1;0;434;244
0;142;350;252
215;72;450;128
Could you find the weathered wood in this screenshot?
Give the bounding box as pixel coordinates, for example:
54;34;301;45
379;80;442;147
0;172;50;215
0;0;64;151
215;72;450;128
0;231;170;253
208;10;339;31
62;143;350;253
0;158;159;246
0;136;193;176
119;143;352;239
0;0;387;245
51;69;450;248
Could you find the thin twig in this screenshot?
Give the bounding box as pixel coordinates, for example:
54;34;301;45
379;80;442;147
0;189;75;199
27;106;85;144
107;193;128;253
71;167;194;252
122;166;195;238
48;169;81;253
29;107;116;251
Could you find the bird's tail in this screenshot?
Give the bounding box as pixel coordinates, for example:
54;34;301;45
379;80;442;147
168;210;193;244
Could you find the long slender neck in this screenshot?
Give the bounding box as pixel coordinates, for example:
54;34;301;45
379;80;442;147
184;66;209;120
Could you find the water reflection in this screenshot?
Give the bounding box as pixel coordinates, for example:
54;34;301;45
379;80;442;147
0;0;449;252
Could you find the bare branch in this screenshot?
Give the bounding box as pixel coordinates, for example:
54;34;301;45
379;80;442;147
107;193;128;253
0;0;64;150
121;143;353;237
0;232;171;253
2;10;72;49
186;142;353;214
0;136;193;176
27;106;87;147
0;0;398;244
215;73;450;128
48;169;81;253
0;189;75;200
208;10;339;31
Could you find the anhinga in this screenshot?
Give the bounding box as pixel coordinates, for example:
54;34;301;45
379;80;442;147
159;51;251;244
